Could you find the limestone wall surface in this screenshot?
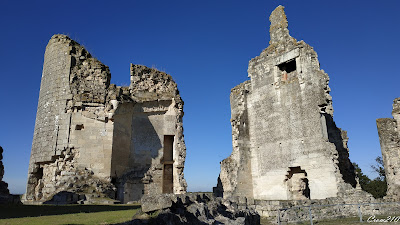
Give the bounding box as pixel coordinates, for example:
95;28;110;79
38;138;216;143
216;5;357;201
112;65;187;203
29;35;73;166
26;35;187;203
377;97;400;201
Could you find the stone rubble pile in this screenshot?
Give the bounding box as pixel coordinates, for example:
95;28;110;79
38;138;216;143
126;193;260;225
31;148;116;203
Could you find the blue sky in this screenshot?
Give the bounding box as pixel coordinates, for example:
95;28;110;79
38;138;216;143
0;0;399;194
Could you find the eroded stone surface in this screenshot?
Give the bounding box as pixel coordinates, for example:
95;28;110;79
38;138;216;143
377;97;400;201
215;5;358;202
25;35;187;203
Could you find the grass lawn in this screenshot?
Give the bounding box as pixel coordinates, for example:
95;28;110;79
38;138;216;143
2;204;398;225
0;204;140;225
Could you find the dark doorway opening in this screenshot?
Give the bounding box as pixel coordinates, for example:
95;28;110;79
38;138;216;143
162;135;174;193
163;164;173;193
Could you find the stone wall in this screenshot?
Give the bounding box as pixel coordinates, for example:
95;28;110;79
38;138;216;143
29;35;73;165
230;190;392;222
112;65;187;203
25;35;187;203
26;35;115;202
215;6;357;202
377;97;400;201
0;146;10;203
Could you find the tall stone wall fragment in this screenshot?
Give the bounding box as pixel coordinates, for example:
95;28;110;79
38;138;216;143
377;97;400;201
215;6;357;201
26;34;186;204
111;64;187;203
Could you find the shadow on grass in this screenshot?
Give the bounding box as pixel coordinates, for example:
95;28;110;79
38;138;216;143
0;204;140;219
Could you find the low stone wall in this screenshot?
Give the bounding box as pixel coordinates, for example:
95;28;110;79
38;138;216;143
229;192;399;223
276;201;400;224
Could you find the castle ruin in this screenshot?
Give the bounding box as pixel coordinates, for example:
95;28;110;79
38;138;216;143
377;97;400;201
25;35;187;203
215;6;358;201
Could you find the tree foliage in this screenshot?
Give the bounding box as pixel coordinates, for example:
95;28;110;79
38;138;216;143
353;156;387;199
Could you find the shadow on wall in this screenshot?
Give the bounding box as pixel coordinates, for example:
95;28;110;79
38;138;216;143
323;113;357;187
111;102;164;203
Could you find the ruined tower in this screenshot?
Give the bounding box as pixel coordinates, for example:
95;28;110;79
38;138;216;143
377;97;400;201
215;6;356;200
26;35;187;203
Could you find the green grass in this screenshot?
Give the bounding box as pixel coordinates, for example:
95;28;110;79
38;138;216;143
2;204;398;225
0;204;140;225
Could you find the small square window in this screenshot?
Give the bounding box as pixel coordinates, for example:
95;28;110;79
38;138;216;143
75;124;84;130
278;59;296;73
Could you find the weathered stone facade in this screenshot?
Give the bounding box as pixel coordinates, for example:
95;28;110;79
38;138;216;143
25;34;187;203
0;146;10;203
377;97;400;201
215;6;357;201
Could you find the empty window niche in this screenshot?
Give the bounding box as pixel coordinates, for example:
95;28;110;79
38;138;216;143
75;124;84;130
278;59;296;73
163;135;174;162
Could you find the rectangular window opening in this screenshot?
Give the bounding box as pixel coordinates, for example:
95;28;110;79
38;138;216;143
278;59;296;73
163;135;174;162
75;124;84;130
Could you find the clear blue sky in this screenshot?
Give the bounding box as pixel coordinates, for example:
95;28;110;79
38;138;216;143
0;0;399;194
